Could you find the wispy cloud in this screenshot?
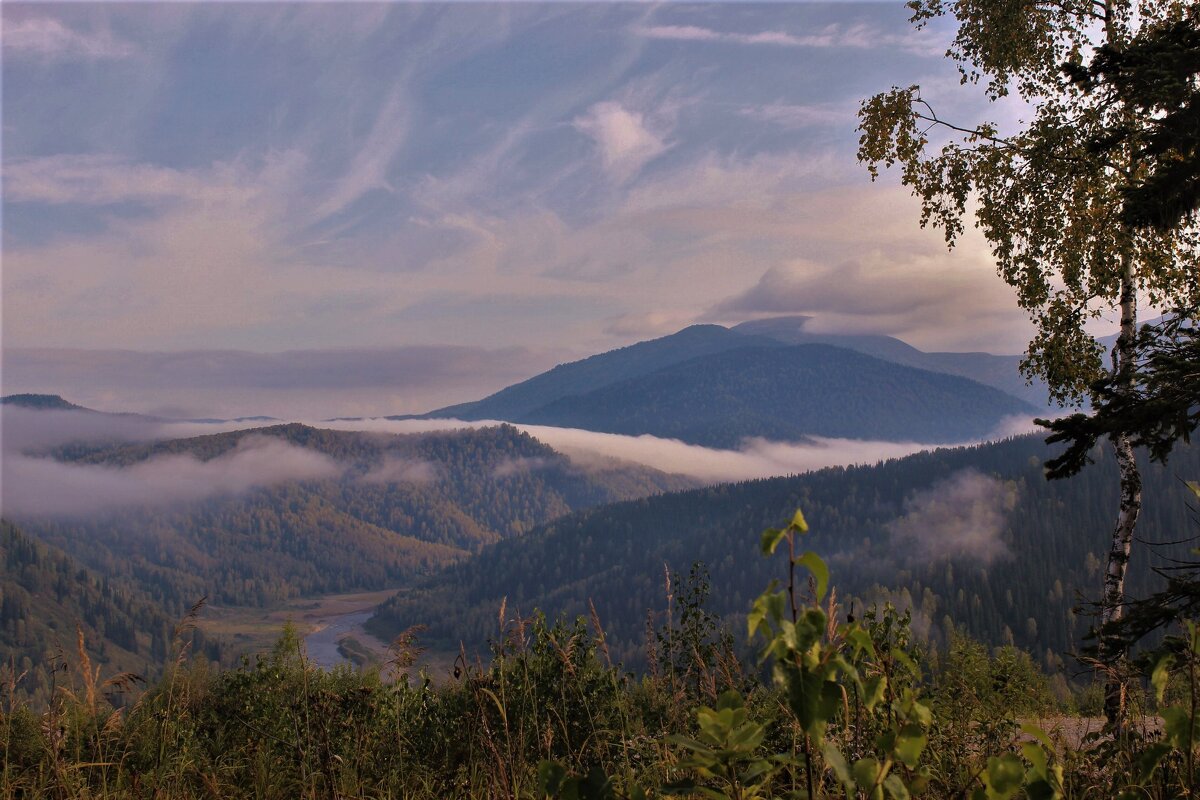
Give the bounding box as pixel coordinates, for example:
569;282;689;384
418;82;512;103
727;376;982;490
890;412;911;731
313;85;412;220
3;16;136;61
2;3;1017;365
739;101;856;130
632;22;940;56
574;101;670;182
1;435;342;518
3;154;251;206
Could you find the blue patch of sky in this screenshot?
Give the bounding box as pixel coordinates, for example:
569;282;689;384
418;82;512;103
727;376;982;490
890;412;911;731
1;202;155;249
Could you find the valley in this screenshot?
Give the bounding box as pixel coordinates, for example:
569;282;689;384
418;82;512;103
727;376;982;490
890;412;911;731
0;321;1130;686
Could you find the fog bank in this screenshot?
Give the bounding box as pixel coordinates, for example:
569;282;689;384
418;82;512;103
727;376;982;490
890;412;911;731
2;435;342;518
318;417;1037;483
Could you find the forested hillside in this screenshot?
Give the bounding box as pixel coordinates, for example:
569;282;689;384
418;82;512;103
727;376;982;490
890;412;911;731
519;345;1033;446
14;424;693;612
371;435;1200;668
0;519;223;701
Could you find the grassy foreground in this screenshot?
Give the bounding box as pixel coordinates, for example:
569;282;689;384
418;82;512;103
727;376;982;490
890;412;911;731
2;516;1197;799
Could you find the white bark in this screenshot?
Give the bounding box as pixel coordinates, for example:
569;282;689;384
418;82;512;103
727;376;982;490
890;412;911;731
1100;264;1143;728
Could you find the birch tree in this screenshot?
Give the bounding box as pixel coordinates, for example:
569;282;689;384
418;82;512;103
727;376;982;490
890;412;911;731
858;1;1199;728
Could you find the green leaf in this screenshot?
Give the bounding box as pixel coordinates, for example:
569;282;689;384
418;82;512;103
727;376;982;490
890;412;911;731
1024;779;1059;800
1151;654;1174;704
760;527;786;555
790;508;809;532
795;551;829;601
983;754;1025;800
1020;722;1054;751
883;772;912;800
857;674;884;712
787;669;832;734
728;722;766;752
739;759;773;783
578;765;615;800
890;646;919;678
538;760;567;796
1161;705;1193;749
1020;741;1047;775
715;689;744;712
667;734;710;753
821;742;855;795
893;723;926;768
853;757;884;790
1135;742;1173;785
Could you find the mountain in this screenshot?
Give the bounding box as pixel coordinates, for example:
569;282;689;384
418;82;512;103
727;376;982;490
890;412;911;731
519;344;1033;447
369;435;1200;669
14;423;694;612
418;321;1043;446
424;324;784;421
0;393;276;426
1;393;89;411
421;324;1033;447
0;518;224;701
731;316;1052;407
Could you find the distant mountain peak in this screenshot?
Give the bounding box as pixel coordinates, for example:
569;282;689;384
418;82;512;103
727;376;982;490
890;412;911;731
0;393;86;411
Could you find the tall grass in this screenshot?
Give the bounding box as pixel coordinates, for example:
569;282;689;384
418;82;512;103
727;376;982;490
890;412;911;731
0;541;1195;799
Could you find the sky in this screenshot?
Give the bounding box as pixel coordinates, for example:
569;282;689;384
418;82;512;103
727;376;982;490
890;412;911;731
2;2;1043;418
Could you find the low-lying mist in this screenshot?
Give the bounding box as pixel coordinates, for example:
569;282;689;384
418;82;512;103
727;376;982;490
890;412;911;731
0;404;1039;518
885;469;1018;566
0;406;250;453
2;435;342;519
318;415;1040;484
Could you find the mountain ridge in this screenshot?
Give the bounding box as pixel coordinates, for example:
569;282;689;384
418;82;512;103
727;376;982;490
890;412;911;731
12;422;696;612
369;434;1200;667
519;343;1034;447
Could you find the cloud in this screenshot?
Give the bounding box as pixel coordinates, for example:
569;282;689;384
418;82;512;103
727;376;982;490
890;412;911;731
3;154;247;206
313;85;411;220
1;4;1026;365
1;435;342;518
632;22;940;55
739;102;856;130
532;429;938;484
574;102;669;182
360;456;438;485
709;243;1030;353
0;406;253;454
716;258;975;316
2;16;136;61
314;417;1025;484
885;469;1017;566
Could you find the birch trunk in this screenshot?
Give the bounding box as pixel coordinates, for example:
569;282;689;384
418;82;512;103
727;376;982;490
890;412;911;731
1100;265;1142;729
